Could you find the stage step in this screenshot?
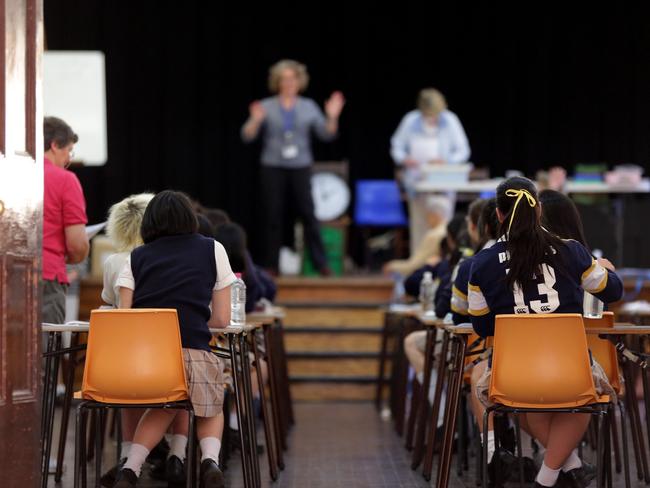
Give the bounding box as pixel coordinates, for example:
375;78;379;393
277;276;393;401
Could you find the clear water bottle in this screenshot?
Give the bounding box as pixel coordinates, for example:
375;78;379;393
231;273;246;326
583;292;604;319
419;271;436;315
583;249;604;319
390;272;405;304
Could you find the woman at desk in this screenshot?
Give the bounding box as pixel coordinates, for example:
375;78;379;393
391;88;470;253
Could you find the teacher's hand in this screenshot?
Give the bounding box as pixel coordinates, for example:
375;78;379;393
249;101;266;123
325;91;346;119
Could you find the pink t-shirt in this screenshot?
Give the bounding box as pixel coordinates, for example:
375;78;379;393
43;158;88;283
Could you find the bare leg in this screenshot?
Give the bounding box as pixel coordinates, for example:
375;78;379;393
132;408;177;450
197;412;224;441
470;360;493;433
121;408;146;441
404;331;427;376
171;410;189;436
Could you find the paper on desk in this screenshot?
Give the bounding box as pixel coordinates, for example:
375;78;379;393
86;222;106;239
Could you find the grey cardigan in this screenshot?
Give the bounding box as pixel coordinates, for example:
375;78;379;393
242;96;336;168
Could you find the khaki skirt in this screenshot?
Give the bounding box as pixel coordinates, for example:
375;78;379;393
475;358;617;408
182;348;225;418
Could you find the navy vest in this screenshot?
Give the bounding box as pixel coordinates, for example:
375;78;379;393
131;233;217;351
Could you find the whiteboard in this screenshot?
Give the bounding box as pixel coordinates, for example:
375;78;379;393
43;51;107;166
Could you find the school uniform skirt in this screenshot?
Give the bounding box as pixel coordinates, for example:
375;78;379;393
475;358;617;408
183;348;225;418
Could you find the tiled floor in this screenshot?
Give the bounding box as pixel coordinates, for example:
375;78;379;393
48;401;643;487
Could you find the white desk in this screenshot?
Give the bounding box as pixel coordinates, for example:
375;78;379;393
415;178;650;194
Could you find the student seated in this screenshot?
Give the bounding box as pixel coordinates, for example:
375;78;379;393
467;177;622;488
383;195;451;277
113;191;236;488
402;212;471;404
450;198;499;324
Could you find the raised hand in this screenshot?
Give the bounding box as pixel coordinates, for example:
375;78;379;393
325;91;346;119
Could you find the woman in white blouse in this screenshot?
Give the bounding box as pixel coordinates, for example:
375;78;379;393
391;88;470;252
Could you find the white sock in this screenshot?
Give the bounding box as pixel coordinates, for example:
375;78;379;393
120;441;132;459
123;443;150;477
229;411;239;430
486;430;495;463
562;449;582;472
519;430;536;458
199;437;222;463
168;434;188;461
536;461;561;487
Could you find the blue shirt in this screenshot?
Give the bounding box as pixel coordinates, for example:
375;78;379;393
242;96;335;168
390;109;470;166
468;237;623;337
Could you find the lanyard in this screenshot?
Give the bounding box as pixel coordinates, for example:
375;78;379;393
280;105;296;134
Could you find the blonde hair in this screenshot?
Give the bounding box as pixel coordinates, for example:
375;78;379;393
268;59;309;93
106;193;155;252
418;88;447;116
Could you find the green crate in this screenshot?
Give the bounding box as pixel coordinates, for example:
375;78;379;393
302;226;345;276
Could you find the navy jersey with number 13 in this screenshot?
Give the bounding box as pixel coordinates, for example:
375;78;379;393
467;237;623;337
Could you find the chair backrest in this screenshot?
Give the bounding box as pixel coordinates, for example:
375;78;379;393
489;313;600;408
583;312;622;394
354;180;407;226
82;309;189;404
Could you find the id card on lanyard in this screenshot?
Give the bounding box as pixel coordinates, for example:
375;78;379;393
280;105;299;159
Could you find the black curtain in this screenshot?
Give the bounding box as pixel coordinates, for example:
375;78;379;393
44;6;650;263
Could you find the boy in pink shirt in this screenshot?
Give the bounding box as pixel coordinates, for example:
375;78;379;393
42;116;89;324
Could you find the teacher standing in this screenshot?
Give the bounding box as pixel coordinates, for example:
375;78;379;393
242;59;345;276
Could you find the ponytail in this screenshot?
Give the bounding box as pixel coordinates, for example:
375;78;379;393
496;177;565;290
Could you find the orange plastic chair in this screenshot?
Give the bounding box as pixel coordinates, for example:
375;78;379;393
74;309;195;488
482;313;612;488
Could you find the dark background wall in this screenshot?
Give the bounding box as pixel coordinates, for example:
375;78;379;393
44;6;650;265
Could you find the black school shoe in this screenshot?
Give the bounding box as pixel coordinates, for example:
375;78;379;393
508;456;539;483
99;457;126;487
165;455;186;487
200;458;225;488
113;467;138;488
557;462;597;488
147;438;171;480
488;448;517;488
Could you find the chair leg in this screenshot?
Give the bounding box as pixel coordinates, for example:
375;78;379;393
405;378;421;451
411;327;436;470
597;411;606;488
514;414;525;488
251;330;278;481
423;331;451;481
263;323;285;470
610;403;622;474
229;335;252;488
74;403;85;488
186;407;195;488
482;410;490;488
623;361;650;481
239;333;261;488
619;402;632;488
94;407;103;488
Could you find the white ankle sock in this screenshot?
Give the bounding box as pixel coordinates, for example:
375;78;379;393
168;434;188;461
486;430;495;463
229;411;239;430
123;443;150;477
536;461;561;487
120;441;132;459
562;449;582;472
199;437;222;463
